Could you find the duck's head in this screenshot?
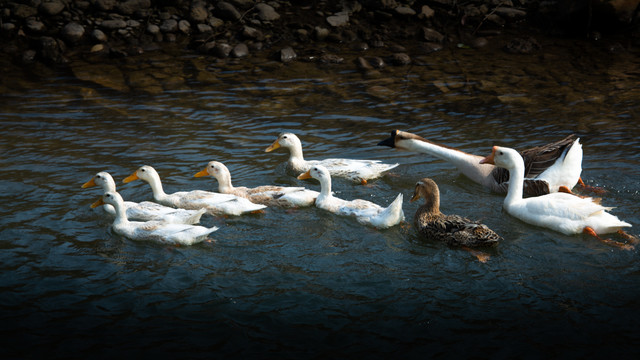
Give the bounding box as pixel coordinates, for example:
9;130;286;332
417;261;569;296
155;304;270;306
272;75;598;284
123;165;158;184
297;165;330;182
410;178;439;203
82;171;116;192
194;161;228;179
480;146;520;169
265;132;301;152
91;191;123;208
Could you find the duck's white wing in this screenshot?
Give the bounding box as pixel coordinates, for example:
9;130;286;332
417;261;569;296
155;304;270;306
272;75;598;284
125;201;206;224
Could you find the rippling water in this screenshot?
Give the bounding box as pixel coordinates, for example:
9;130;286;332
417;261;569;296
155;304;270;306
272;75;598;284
1;37;640;358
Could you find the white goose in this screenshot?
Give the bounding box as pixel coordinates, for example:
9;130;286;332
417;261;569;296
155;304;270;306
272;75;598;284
123;165;267;216
297;165;404;229
378;130;583;196
266;132;398;184
480;146;634;250
194;161;319;207
92;191;218;245
82;171;206;224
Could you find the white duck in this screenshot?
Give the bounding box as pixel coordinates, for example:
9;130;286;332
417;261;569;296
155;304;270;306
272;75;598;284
82;171;206;224
265;132;398;184
91;191;218;245
123;165;267;216
480;146;634;250
297;165;404;229
378;130;584;197
194;161;319;207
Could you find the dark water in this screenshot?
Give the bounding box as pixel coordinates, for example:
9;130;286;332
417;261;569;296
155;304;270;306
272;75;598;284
1;37;640;358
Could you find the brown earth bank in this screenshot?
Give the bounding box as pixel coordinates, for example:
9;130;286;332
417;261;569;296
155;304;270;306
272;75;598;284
1;0;639;77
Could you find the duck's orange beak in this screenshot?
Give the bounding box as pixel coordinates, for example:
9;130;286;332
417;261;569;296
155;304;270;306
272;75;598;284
123;171;139;183
265;140;280;152
82;177;97;188
297;170;312;180
194;169;209;178
480;146;497;165
91;197;104;208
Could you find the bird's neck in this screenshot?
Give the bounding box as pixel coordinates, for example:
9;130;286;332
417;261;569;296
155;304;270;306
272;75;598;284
146;176;168;201
504;160;525;206
418;193;440;216
216;172;235;194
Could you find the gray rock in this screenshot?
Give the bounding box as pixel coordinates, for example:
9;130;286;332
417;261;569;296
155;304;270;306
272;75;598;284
242;26;264;40
190;1;209;22
101;19;127;30
39;1;65;16
127;20;141;28
94;0;117;12
91;29;108;42
421;27;444;43
395;6;416;16
62;22;85;43
22;49;37;63
231;43;249;58
391;53;411;65
327;12;349;27
255;3;280;21
26;19;46;33
314;26;329;41
147;24;160;35
214;43;233;58
197;24;213;33
494;8;527;19
2;23;16;32
419;5;435;19
319;54;343;64
279;47;296;63
116;0;151;16
178;20;191;34
160;19;178;33
209;17;224;27
471;37;488;48
215;2;242;21
12;4;38;19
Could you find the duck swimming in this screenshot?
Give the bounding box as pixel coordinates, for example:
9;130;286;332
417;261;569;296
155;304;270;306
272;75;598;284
266;132;398;184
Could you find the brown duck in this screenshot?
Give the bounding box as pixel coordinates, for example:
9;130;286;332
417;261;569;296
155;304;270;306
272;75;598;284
411;178;502;247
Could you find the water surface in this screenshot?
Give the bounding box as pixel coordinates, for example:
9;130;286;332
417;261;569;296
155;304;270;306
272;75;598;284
1;37;640;358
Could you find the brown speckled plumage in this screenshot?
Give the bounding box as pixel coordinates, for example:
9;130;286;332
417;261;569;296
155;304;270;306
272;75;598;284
411;178;501;247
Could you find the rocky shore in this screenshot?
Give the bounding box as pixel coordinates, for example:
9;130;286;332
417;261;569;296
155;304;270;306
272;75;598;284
1;1;638;91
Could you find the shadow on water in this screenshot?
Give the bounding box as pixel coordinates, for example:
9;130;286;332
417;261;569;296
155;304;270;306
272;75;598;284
1;35;640;358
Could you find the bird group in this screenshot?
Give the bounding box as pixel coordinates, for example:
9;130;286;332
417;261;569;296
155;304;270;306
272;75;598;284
82;131;636;255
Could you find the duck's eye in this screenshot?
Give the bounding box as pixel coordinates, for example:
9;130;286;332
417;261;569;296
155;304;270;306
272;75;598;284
499;151;503;155
283;135;288;139
141;168;146;172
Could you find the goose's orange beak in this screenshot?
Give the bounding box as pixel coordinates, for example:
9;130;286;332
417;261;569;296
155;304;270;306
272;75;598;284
297;170;312;180
123;172;139;183
82;177;97;188
265;140;280;152
480;146;497;165
91;198;104;208
194;169;209;178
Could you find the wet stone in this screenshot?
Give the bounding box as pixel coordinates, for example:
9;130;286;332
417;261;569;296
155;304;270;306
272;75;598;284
391;53;411;65
243;26;264;40
190;1;209;22
147;24;160;35
160;19;178;33
101;19;127;30
395;6;416;16
327;12;349;27
215;2;242;21
179;20;191;34
197;24;213;33
421;27;444;43
214;43;232;58
231;43;249;58
255;3;280;21
26;19;46;33
279;47;297;63
39;1;65;16
62;22;85;43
